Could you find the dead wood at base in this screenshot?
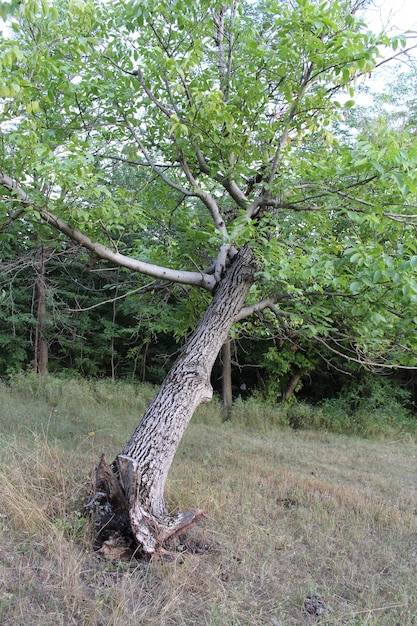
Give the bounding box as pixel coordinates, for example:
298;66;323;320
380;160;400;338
86;454;204;559
85;454;133;550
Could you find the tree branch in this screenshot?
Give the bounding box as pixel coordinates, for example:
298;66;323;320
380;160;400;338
234;298;290;322
195;147;249;211
175;150;229;238
120;112;195;197
65;281;164;312
132;67;175;118
314;336;417;370
0;206;26;232
384;212;417;223
265;64;314;193
0;171;216;291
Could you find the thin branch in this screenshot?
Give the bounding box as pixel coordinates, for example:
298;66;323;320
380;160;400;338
266;64;314;191
66;281;160;312
315;336;417;370
374;44;417;71
131;67;174;118
175;150;229;238
384;212;417;223
103;155;178;169
336;191;417;222
195;147;249;211
247;194;321;214
336;190;375;207
120;112;195;197
0;206;26;232
102;54;175;119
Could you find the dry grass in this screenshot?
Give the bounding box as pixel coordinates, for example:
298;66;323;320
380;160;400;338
0;378;416;625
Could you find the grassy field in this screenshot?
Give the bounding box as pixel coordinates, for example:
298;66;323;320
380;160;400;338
0;376;416;625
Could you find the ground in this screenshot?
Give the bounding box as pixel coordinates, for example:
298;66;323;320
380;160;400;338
0;377;416;625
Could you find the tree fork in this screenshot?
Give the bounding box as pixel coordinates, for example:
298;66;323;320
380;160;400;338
91;245;256;555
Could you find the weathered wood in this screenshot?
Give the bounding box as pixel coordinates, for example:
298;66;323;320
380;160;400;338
95;454;127;512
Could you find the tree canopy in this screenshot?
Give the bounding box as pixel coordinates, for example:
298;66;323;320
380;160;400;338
1;0;417;371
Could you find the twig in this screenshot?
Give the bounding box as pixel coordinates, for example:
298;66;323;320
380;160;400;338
315;336;417;370
65;282;160;312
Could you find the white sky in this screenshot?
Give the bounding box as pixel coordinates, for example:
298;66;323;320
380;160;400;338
366;0;417;35
352;1;417;104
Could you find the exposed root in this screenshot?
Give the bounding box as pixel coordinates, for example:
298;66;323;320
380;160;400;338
157;508;205;545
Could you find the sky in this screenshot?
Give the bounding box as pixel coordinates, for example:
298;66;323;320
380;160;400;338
366;0;417;36
353;1;417;103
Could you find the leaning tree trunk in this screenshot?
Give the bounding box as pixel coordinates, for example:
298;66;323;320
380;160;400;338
92;245;256;555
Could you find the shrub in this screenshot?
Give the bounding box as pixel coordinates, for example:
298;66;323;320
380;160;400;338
320;375;414;437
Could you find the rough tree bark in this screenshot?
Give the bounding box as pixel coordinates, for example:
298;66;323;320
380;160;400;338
92;245;256;555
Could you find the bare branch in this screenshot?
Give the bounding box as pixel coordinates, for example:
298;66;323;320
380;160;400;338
66;281;161;312
0;206;26;232
315;336;417;370
175;150;229;238
384;212;417;223
336;190;375;207
103;155;178;169
338;191;417;222
213;3;237;102
213;6;228;99
195;147;250;211
132;68;174;118
373;43;417;72
265;64;314;193
247;194;321;215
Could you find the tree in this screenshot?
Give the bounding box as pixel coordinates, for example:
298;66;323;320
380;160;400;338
1;0;417;554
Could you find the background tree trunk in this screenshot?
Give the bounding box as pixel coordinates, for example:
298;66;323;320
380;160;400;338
94;246;256;554
282;369;302;402
34;246;49;376
221;337;233;419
